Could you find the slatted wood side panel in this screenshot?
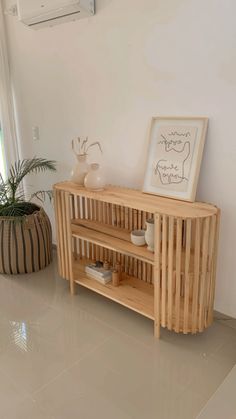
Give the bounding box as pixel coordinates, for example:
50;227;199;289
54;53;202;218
54;189;72;280
156;213;219;334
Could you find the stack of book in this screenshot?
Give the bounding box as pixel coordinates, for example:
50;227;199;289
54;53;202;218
85;263;112;284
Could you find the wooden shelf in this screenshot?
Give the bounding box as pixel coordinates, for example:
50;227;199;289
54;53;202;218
73;259;199;332
73;259;154;320
71;219;154;265
54;182;218;219
54;184;220;337
71;219;199;273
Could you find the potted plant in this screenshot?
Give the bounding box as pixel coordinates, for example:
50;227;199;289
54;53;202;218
0;157;56;274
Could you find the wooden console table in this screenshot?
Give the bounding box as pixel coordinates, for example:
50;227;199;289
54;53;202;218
53;181;220;338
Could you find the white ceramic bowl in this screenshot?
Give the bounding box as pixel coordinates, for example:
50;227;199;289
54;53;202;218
130;230;146;246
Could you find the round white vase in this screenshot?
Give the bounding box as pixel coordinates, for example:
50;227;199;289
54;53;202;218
84;163;105;191
145;218;154;252
70;154;89;185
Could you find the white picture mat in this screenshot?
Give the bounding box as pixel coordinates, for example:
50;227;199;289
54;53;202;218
143;117;208;201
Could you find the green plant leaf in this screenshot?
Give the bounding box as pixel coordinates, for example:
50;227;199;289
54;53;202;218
0;157;56;217
30;190;53;203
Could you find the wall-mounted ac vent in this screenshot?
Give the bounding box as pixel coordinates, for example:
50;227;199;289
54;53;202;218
16;0;95;28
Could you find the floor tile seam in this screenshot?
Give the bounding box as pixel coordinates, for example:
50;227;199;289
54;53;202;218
216;319;236;331
67;333;115;369
52;298;160;351
176;377;208;402
185;364;235;400
30;334;113;398
48;304;161;351
47;298;120;335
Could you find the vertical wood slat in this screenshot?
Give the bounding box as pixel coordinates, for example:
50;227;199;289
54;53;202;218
65;192;74;294
91;199;95;260
95;200;99;260
129;208;133;276
71;194;77;259
174;218;183;333
98;201;104;261
167;217;174;330
103;202;108;261
133;209;138;277
87;198;92;259
107;203;112;262
208;211;221;324
82;197;88;260
198;217;210;331
56;191;65;276
54;189;63;276
128;207;132;231
206;215;216;326
61;191;68;278
116;205;121;228
112;204;116;226
154;213;161;338
161;215;167;327
183;219;192;333
120;206;125;272
77;196;82;259
192;218;201;333
73;193;78;259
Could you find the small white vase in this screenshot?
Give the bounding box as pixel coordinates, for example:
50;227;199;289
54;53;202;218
84;163;105;191
70;154;89;185
145;218;154;252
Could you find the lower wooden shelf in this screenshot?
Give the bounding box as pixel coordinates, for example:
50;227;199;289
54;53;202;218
72;259;204;334
73;259;154;320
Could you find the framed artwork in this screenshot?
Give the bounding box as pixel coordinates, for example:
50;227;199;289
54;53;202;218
143;116;208;202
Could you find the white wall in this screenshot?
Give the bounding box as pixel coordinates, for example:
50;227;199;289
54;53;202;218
3;0;236;317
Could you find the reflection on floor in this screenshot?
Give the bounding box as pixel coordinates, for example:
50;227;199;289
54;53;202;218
0;253;235;419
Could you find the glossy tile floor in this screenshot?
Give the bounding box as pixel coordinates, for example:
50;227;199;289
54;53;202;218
197;364;236;418
0;253;236;419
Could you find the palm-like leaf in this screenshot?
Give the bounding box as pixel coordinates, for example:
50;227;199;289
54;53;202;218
0;157;56;217
30;190;53;203
9;158;56;200
0;174;8;204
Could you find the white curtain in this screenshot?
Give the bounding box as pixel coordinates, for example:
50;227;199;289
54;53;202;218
0;0;19;175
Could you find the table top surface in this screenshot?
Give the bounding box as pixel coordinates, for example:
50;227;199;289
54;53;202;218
54;181;219;218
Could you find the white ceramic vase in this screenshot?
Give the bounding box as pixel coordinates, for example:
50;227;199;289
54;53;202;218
84;163;105;191
145;218;154;252
70;154;89;185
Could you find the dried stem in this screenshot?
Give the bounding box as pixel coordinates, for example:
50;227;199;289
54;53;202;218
72;137;102;156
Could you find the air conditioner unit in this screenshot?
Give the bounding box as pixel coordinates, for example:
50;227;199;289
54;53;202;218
16;0;95;28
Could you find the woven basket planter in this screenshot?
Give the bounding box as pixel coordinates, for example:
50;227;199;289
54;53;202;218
0;207;52;274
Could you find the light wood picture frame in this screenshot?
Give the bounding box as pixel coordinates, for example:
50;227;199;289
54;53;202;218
143;116;208;202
